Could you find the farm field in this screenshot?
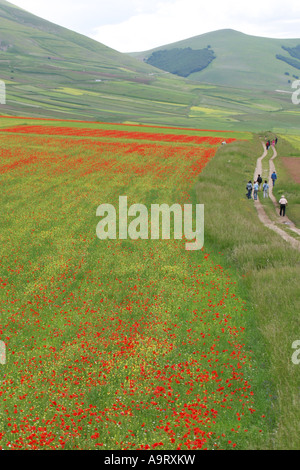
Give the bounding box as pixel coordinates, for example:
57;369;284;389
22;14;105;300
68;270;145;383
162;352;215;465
0;118;273;451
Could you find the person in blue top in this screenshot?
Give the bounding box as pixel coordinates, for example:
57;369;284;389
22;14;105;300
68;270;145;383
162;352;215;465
263;180;269;198
253;181;259;200
246;180;253;199
271;171;277;186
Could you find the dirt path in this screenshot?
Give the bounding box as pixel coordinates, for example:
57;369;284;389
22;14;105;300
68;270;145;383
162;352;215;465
253;143;300;251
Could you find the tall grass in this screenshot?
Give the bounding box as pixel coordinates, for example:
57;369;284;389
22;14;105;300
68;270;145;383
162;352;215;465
194;135;300;449
272;136;300;227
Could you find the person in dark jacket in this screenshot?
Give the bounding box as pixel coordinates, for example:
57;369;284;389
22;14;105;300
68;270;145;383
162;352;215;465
257;174;263;188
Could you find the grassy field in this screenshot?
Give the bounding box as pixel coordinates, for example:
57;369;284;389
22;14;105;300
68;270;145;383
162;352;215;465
195;135;300;449
0;117;299;450
0;0;299;454
0;118;278;450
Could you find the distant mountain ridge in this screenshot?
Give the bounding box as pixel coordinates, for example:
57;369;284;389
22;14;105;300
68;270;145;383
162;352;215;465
0;0;198;123
130;29;300;90
0;1;300;131
0;0;151;74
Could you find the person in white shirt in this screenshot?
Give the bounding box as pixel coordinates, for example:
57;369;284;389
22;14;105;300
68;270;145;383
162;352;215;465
279;195;288;216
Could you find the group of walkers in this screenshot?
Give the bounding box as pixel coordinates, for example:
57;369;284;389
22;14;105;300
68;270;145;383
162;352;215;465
266;137;277;150
246;136;288;216
246;175;269;200
246;174;288;215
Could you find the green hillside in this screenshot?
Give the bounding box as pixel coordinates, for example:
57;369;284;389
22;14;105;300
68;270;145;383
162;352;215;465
146;47;216;77
131;29;300;91
0;0;198;123
0;2;300;132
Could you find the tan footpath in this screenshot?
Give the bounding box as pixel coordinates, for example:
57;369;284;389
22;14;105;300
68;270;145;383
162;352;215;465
253;142;300;251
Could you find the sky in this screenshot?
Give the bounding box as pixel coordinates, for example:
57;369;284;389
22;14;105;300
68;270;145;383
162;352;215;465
8;0;300;52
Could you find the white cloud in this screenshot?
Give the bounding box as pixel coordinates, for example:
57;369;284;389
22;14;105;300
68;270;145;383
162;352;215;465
91;0;300;51
7;0;300;52
9;0;166;30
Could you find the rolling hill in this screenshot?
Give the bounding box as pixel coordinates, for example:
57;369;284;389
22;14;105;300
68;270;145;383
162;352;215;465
131;29;300;91
0;1;299;132
0;0;199;124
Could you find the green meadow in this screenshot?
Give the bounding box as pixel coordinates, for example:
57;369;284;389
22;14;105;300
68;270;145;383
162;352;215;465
195;135;300;449
0;118;299;450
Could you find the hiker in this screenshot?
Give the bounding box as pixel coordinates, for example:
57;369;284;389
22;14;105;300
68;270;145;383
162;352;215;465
266;140;270;150
253;181;259;200
271;171;277;186
263;180;269;198
246;180;253;199
272;139;275;147
275;137;278;145
257;174;263;188
279;195;288;216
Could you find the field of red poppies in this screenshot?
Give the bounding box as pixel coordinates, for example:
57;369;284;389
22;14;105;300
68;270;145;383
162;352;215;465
0;119;265;450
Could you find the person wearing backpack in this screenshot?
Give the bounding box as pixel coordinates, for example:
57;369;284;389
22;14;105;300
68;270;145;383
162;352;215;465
246;180;253;199
257;174;263;189
271;171;277;186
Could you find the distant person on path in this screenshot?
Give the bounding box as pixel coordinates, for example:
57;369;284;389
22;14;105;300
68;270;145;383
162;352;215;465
263;180;269;198
271;171;277;186
272;139;275;147
253;181;259;200
257;174;262;188
266;141;270;150
279;195;288;216
275;137;278;144
246;180;253;199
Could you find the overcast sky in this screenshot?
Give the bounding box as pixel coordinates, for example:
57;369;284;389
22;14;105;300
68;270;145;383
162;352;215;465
9;0;300;52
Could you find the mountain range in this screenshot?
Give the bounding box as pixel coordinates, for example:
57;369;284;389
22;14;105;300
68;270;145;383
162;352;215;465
130;28;300;91
0;0;299;132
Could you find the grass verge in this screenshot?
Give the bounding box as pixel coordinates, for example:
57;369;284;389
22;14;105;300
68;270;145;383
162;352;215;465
272;136;300;227
194;134;300;449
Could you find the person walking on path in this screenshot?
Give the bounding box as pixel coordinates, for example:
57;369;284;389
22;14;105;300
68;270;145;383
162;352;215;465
271;171;277;186
253;181;259;200
246;180;253;199
257;174;263;189
263;180;269;198
279;195;288;216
